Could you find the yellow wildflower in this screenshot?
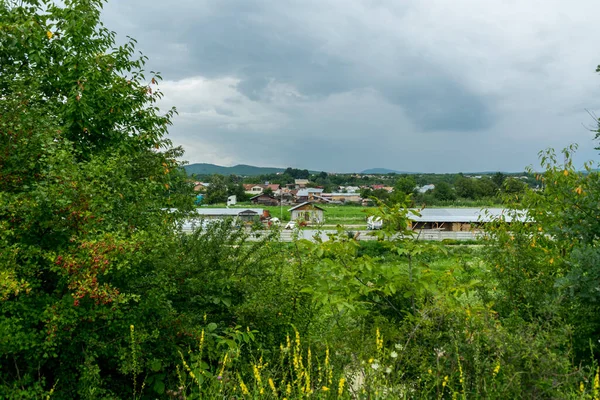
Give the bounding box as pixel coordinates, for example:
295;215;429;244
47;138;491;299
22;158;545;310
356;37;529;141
305;347;312;394
593;367;599;399
338;377;346;396
376;327;383;351
493;362;501;378
322;386;330;391
217;353;228;382
239;379;250;396
253;364;263;392
325;347;332;385
46;31;53;39
269;378;278;397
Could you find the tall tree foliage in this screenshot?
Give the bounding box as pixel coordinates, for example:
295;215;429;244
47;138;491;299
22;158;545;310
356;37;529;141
484;145;600;357
0;0;193;396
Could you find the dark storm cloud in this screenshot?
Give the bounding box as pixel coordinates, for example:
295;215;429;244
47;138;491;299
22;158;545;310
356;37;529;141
101;0;600;172
103;0;492;132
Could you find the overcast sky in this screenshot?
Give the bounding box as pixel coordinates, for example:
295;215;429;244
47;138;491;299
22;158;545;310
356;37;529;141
101;0;600;173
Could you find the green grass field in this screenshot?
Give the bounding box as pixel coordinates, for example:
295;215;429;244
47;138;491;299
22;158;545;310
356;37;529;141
202;203;375;226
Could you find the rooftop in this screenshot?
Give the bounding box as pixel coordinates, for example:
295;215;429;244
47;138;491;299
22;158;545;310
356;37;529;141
194;208;263;216
410;208;527;223
296;188;324;196
288;202;326;212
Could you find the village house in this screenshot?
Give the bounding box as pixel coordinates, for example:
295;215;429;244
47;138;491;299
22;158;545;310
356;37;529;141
339;185;360;193
250;193;281;206
243;183;280;195
294;179;309;189
193;182;210;192
311;195;334;204
295;188;324;203
265;183;281;192
279;189;298;204
369;185;394;193
243;184;264;194
276;188;296;204
321;192;362;203
288;202;325;224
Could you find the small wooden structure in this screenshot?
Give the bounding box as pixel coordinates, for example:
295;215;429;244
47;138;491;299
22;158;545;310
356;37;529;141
250;194;281;206
288;202;325;224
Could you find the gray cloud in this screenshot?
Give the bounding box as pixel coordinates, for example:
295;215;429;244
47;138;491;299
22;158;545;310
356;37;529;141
101;0;600;172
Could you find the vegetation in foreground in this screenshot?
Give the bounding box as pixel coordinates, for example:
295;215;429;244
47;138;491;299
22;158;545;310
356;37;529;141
2;1;600;398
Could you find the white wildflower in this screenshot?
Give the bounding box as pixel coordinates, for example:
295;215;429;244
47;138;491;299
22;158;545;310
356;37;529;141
390;351;398;359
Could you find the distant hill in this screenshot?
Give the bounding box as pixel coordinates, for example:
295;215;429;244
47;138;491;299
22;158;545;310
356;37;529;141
184;163;285;176
184;163;526;177
361;168;411;174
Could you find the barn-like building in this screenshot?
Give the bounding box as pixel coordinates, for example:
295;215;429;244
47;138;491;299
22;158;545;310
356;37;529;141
409;208;527;232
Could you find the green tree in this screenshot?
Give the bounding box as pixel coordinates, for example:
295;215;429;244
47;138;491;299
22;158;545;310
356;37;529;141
455;176;476;199
226;177;247;201
394;176;416;195
0;0;193;396
502;177;527;195
492;171;506;188
432;182;456;201
284;167;309;179
474;177;498;198
485;145;600;357
205;174;228;204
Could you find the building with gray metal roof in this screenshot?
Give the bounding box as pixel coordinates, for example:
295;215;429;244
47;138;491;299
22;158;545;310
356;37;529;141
409;208;527;231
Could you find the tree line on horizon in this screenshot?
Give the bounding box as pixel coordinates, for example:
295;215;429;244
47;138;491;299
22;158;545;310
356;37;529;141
194;169;533;205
